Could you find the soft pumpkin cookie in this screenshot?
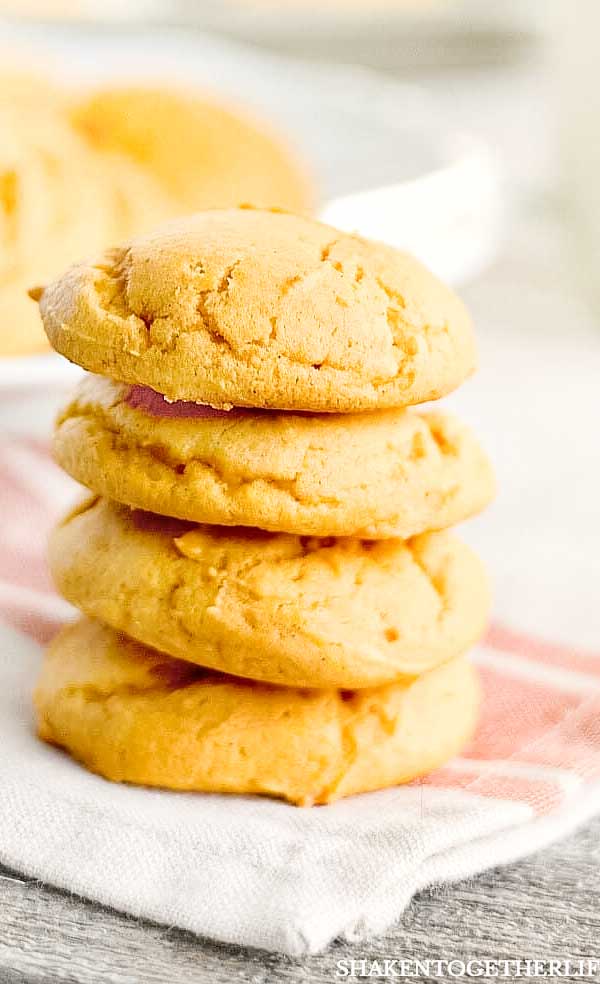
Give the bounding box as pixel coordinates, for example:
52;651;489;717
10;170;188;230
0;103;171;356
54;373;494;538
49;496;490;689
35;618;480;806
36;208;476;412
71;86;313;215
0;105;118;355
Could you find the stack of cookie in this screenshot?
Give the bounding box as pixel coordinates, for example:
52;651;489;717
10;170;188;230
33;208;493;807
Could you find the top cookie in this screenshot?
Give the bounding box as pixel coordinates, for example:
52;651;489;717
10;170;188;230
37;208;477;413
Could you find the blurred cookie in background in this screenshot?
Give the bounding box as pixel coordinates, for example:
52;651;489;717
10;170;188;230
0;102;115;355
0;66;65;108
0;74;314;356
71;86;314;214
0;93;167;355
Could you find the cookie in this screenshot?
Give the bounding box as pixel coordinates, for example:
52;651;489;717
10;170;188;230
49;496;490;689
0;66;66;111
0;278;56;357
54;374;495;538
71;86;313;215
36;208;476;412
0;93;181;356
35;618;480;806
0;106;118;355
0;107;107;277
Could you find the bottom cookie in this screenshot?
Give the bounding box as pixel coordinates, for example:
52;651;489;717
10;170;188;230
35;618;480;806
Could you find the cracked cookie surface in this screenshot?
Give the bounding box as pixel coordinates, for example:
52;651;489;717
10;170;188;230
54;374;495;537
37;208;476;412
35;618;480;805
49;496;490;689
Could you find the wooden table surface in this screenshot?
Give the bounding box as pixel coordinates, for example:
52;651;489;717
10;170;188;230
2;816;600;983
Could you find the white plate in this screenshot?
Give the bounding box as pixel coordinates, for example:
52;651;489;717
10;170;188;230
0;355;82;437
0;353;81;393
0;25;503;429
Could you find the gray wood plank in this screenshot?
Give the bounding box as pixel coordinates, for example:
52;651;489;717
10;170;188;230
1;817;599;984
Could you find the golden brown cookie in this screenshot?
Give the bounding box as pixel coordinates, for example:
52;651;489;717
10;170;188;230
35;618;480;806
71;86;313;215
54;373;495;538
0;105;119;355
0;279;55;357
0;107;109;278
49;496;490;689
37;208;476;411
98;152;178;244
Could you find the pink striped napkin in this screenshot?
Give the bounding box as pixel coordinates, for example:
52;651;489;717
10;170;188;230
2;435;600;954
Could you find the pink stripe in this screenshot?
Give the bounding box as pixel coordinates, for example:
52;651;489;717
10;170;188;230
418;662;600;812
422;766;565;815
1;605;66;645
0;439;64;593
513;699;600;779
486;621;600;678
465;667;600;789
468;666;583;761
